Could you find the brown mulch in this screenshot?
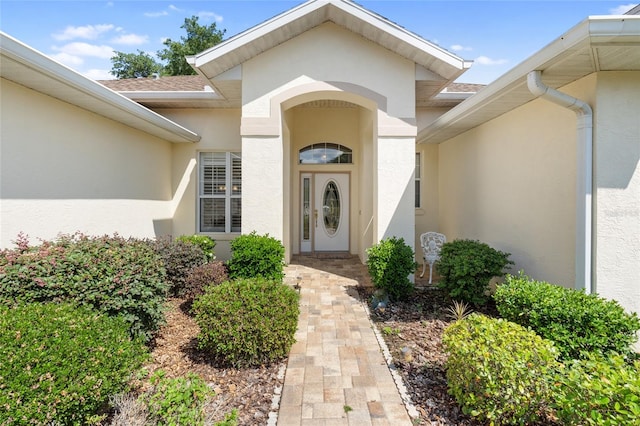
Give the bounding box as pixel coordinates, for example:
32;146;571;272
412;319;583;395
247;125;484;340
362;287;497;426
133;298;285;425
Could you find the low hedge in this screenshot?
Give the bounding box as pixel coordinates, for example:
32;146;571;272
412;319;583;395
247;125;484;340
494;273;640;359
551;353;640;425
0;233;168;341
193;278;299;367
442;313;557;424
0;302;147;425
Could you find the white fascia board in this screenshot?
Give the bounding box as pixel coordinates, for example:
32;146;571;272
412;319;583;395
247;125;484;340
193;0;323;69
329;0;469;70
0;32;200;143
417;19;593;143
418;16;640;144
193;0;469;76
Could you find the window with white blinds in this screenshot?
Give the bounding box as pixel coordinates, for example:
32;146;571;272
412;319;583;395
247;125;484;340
199;152;241;233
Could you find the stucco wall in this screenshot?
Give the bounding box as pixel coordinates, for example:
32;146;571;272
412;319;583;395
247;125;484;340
593;71;640;314
158;108;242;260
0;78;173;248
437;76;598;288
242;22;416;120
415;143;439;261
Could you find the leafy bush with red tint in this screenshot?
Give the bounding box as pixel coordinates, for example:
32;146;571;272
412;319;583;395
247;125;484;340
150;236;207;297
0;233;168;342
184;261;229;300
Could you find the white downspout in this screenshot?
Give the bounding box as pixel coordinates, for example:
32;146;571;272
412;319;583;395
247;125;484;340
527;70;593;293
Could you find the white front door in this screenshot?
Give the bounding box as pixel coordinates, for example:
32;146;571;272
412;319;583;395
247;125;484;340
300;173;349;252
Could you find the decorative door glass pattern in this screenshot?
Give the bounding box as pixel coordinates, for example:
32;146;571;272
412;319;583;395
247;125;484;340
322;181;340;236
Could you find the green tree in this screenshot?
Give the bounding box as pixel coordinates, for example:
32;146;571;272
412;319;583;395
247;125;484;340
158;16;226;76
110;49;162;79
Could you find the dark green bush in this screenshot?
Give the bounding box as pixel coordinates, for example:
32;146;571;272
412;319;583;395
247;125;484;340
551;353;640;425
494;273;640;360
151;236;207;297
0;302;147;425
442;313;557;425
366;237;417;301
184;261;229;300
227;232;285;281
0;233;168;341
177;234;216;260
437;239;513;305
193;278;299;367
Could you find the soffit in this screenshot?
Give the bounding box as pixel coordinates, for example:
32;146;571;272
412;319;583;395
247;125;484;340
418;16;640;144
1;33;200;143
191;0;470;101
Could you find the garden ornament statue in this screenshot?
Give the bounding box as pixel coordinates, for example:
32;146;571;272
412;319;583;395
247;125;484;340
420;232;446;284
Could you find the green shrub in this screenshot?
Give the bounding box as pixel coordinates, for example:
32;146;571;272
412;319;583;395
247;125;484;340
442;313;557;424
0;233;168;341
551;353;640;425
184;261;229;300
494;273;640;360
150;236;207;297
366;237;417;301
177;235;216;260
227;232;285;281
437;239;513;305
145;370;212;426
193;278;299;367
0;302;147;425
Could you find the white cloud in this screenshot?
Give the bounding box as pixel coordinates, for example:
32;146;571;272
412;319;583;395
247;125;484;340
106;2;114;7
609;3;636;14
475;56;509;66
169;5;184;12
84;68;114;80
451;44;472;52
198;11;224;22
111;34;149;45
53;24;114;41
52;42;114;59
50;52;84;67
144;10;169;18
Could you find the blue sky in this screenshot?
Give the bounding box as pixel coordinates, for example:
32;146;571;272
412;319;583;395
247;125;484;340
1;1;637;83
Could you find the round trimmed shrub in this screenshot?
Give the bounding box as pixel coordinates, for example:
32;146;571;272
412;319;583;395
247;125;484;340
227;232;285;281
442;313;558;424
437;239;513;305
0;302;147;425
494;273;640;360
366;237;417;301
192;278;299;367
184;261;229;300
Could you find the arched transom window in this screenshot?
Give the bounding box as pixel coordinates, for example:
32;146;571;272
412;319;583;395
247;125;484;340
299;143;352;164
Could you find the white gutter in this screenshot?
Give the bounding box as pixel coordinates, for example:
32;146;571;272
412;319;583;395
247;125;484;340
527;70;593;294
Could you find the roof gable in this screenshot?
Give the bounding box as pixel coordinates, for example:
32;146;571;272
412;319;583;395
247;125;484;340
189;0;470;83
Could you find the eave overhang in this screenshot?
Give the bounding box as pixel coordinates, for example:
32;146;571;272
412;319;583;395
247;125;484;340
418;16;640;144
0;32;201;143
188;0;471;101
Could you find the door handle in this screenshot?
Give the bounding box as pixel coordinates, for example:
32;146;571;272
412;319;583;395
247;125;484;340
314;209;318;228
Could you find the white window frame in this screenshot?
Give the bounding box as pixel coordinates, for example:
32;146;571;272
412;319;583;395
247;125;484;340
198;152;241;234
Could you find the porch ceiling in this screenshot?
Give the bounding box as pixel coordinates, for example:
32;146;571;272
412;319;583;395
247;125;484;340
418;16;640;144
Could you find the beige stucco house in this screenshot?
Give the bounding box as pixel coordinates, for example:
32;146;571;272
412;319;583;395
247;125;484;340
1;0;639;315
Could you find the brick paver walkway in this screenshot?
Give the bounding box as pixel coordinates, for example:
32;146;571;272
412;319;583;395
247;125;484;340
277;255;413;426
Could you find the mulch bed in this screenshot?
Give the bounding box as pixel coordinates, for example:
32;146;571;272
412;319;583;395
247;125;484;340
132;298;285;425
